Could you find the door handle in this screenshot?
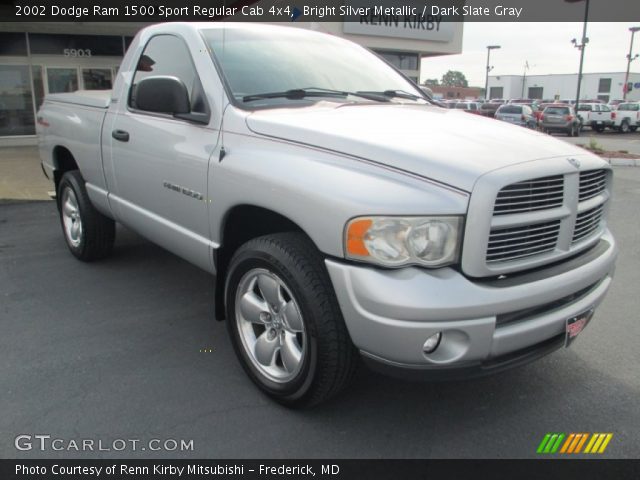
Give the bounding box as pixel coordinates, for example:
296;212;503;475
112;129;130;142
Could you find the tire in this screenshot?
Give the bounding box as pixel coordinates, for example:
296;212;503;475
224;233;358;407
595;126;605;133
620;120;630;133
58;170;115;261
630;126;638;133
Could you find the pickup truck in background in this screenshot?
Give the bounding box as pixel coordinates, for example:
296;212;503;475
576;103;615;132
37;23;617;407
612;102;640;133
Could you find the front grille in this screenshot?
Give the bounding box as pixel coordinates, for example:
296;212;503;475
579;169;606;201
487;220;560;263
493;175;564;216
572;205;604;243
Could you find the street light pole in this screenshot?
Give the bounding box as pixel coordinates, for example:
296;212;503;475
572;0;590;108
623;27;640;101
485;45;501;100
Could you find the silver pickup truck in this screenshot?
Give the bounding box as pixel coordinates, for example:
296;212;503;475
37;23;617;407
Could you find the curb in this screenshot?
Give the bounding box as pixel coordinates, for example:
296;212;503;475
605;158;640;167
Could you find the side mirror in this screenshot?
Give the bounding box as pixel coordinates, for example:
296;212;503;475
133;76;190;114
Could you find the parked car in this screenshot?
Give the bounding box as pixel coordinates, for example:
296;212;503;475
495;104;537;128
577;103;615;132
36;22;617;407
612;102;639;133
540;104;581;136
479;102;500;118
608;99;624;110
454;101;482;114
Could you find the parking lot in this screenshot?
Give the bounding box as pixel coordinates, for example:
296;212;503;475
1;161;639;459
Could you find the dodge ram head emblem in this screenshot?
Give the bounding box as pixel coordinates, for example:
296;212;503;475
567;158;581;169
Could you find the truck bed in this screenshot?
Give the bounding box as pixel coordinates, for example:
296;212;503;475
45;90;112;109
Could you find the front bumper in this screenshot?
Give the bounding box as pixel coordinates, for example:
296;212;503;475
325;231;617;378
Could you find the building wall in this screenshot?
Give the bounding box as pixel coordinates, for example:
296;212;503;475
431;85;482;100
488;72;640;102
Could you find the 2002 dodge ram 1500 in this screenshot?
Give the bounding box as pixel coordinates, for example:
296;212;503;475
38;23;617;407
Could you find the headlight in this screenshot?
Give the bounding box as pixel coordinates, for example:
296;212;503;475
345;216;463;268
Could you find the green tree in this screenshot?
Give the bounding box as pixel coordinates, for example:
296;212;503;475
441;70;468;88
423;78;439;86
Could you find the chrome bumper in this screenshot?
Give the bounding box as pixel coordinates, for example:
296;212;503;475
325;230;617;373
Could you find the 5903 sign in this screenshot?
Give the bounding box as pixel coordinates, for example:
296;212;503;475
64;48;92;58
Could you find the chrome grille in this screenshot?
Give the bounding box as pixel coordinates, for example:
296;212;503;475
579;169;606;201
487;220;560;263
572;205;604;243
493;175;564;215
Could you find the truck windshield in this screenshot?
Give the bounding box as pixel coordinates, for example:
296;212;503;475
201;26;428;109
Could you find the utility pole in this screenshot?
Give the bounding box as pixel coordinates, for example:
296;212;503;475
485;45;501;100
570;0;590;108
623;27;640;101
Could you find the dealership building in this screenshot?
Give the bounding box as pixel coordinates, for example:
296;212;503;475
487;71;640;103
0;20;463;146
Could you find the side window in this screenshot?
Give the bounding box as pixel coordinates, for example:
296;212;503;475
129;35;206;114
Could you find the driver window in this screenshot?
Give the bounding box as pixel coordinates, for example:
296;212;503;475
130;35;206;114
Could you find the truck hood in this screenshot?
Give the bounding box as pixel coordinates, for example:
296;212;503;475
246;103;590;192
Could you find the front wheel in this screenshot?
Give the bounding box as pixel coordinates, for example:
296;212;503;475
58;171;115;261
224;233;358;407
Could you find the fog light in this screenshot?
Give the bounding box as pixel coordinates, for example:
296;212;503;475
423;332;442;354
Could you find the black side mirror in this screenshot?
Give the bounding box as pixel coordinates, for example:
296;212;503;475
133;76;190;114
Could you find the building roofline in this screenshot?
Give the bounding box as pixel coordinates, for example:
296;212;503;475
490;71;639;78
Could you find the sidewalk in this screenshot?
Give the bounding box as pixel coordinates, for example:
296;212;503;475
0;147;54;201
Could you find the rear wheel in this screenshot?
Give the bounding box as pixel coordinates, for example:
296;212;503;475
620;120;630;133
225;233;358;407
58;171;115;261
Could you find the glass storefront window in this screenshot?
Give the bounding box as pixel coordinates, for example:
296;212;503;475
0;65;36;136
375;51;419;71
82;68;112;90
47;68;79;94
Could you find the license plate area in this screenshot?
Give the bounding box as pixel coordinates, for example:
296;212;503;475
565;308;595;347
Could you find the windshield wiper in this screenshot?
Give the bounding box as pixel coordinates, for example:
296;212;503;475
242;87;390;103
358;89;424;101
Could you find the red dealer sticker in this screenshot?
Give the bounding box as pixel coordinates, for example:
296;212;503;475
565;308;595;347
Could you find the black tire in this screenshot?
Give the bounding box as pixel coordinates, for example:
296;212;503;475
595;126;605;133
620;120;630;134
224;233;358;407
57;170;115;261
630;126;638;133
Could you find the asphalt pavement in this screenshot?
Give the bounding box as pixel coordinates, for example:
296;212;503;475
1;168;639;459
560;129;640;155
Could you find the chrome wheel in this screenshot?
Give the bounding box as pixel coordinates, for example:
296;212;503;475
61;188;82;248
235;268;306;383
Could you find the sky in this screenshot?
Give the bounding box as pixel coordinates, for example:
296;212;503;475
420;22;640;87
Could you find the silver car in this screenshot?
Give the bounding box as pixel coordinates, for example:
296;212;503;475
495;104;537;128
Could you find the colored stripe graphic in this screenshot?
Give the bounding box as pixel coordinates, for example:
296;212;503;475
538;433;613;454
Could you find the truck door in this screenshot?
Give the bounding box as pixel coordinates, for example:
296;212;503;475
105;34;217;271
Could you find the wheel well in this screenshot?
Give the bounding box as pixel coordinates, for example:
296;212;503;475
214;205;305;320
52;146;79;194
